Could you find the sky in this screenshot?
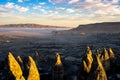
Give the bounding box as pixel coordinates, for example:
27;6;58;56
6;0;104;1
0;0;120;27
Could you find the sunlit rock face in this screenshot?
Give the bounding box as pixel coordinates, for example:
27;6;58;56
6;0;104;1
17;56;24;71
27;56;40;80
100;48;110;71
55;53;62;66
78;47;93;80
96;50;101;58
108;48;115;59
33;51;40;67
8;52;25;80
53;53;64;80
83;46;93;73
88;55;107;80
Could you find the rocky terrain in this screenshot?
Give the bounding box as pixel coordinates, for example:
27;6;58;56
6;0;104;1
0;22;120;80
0;46;120;80
53;22;120;35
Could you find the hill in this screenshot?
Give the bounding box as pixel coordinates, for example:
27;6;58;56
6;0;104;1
0;24;67;28
53;22;120;35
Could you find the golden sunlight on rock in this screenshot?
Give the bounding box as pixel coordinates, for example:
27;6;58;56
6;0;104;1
101;48;110;61
108;48;115;59
96;50;101;58
27;56;40;80
53;53;64;80
8;52;25;80
17;56;24;71
88;55;107;80
100;48;110;71
55;53;62;66
17;56;23;64
83;46;93;73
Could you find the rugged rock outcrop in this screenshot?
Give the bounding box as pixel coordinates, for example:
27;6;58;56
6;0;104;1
100;48;110;71
108;48;115;59
33;51;40;66
8;52;25;80
53;53;64;80
83;46;93;73
88;55;107;80
27;56;40;80
78;47;93;80
17;56;24;71
55;53;63;66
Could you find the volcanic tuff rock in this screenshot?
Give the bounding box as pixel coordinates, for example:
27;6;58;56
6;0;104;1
88;55;107;80
55;53;63;66
100;48;110;71
83;46;93;73
33;51;40;67
108;48;115;59
53;53;64;80
27;56;40;80
8;52;25;80
17;56;24;71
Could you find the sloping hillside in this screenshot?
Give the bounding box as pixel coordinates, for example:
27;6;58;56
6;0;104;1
53;22;120;35
72;22;120;33
0;24;67;28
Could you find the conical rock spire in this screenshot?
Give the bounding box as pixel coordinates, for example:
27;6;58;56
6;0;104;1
8;52;25;80
55;53;62;66
88;55;107;80
100;48;110;71
108;48;115;59
27;56;40;80
83;46;93;73
101;48;109;61
17;56;24;71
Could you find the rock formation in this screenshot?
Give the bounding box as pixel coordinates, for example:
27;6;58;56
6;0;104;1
53;53;64;80
83;46;93;73
100;48;110;71
17;56;24;71
88;55;107;80
108;48;115;59
55;53;62;66
8;52;25;80
33;51;40;66
27;56;40;80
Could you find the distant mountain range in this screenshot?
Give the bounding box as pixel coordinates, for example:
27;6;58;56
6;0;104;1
53;22;120;35
0;24;67;28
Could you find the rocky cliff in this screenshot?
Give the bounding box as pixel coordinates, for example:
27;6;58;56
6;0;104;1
53;22;120;35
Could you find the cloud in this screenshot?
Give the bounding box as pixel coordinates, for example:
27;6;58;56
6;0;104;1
74;1;120;16
2;2;29;12
5;2;14;8
48;0;68;4
39;2;46;5
0;7;9;13
112;0;119;3
40;9;48;14
85;0;100;3
15;5;28;12
56;7;74;13
33;5;42;9
18;0;23;3
56;7;65;11
68;0;79;4
66;9;74;13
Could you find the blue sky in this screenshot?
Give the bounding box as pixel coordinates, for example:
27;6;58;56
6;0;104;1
0;0;120;27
